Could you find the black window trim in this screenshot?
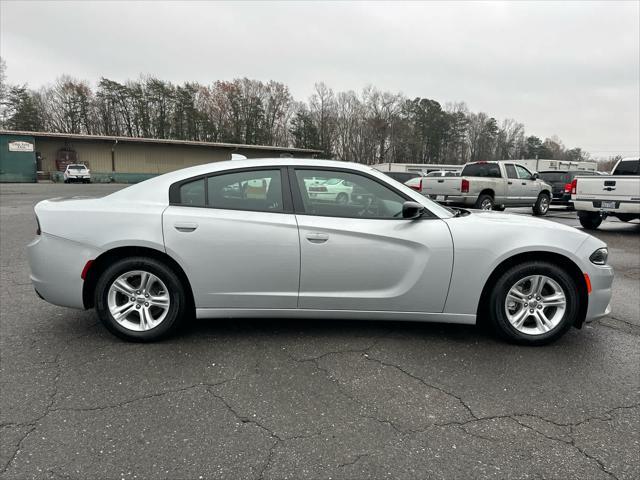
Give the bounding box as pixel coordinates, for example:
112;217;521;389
168;166;294;214
287;166;437;220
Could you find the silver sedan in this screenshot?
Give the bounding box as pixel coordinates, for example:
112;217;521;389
27;159;613;345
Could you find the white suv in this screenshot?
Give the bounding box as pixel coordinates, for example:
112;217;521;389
63;164;91;184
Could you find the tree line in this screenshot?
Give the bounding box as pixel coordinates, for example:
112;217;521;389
0;58;589;165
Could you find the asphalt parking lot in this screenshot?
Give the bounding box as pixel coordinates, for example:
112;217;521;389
1;183;638;480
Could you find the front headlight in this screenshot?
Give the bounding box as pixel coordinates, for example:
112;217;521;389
589;247;608;265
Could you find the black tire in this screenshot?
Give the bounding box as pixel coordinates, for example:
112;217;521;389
488;261;579;345
533;193;550;216
493;205;506;211
336;192;349;205
578;211;602;230
475;194;494;210
95;256;187;342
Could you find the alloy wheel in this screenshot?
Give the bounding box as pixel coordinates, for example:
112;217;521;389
504;274;567;335
107;270;170;331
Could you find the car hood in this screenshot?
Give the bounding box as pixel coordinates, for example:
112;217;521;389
443;210;600;254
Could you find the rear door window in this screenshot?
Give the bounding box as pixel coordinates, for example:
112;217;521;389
178;178;206;206
207;170;283;212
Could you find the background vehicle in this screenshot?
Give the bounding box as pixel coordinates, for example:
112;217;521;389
306;177;354;204
28;158;611;346
538;170;584;208
420;161;552;215
381;171;422;183
63;164;91;183
572;157;640;229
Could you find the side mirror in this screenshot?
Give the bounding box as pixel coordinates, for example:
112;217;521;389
402;201;425;219
531;172;539;180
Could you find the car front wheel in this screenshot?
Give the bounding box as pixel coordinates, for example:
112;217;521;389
488;261;579;345
95;257;187;341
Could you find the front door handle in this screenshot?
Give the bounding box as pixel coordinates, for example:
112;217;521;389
521;182;527;185
306;233;329;244
507;181;513;185
174;222;198;232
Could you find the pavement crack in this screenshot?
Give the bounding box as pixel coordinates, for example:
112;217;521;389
363;354;478;421
338;453;369;468
0;425;36;474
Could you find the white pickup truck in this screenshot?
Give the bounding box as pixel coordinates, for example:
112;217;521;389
572;157;640;229
420;161;552;215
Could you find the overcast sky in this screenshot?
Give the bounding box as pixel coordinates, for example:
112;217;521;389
1;0;638;158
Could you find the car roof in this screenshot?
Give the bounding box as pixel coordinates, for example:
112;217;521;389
108;158;382;202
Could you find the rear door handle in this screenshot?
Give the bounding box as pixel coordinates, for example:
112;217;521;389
306;232;329;244
437;179;445;183
174;222;198;232
507;181;513;185
521;182;527;185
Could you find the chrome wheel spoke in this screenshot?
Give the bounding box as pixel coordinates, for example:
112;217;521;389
507;288;527;303
112;279;134;296
140;307;152;331
113;302;136;321
511;308;529;329
541;292;566;307
149;294;169;308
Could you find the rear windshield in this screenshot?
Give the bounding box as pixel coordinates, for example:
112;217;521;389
384;172;419;182
540;172;572;183
461;163;501;178
614;159;639;175
68;165;86;170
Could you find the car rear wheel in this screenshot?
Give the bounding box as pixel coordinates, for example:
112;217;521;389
578;211;602;230
475;194;494;210
95;257;187;341
488;261;579;345
533;193;550;216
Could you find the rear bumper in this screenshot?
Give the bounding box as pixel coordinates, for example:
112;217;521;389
443;196;476;206
27;233;101;309
573;198;640;215
551;193;572;204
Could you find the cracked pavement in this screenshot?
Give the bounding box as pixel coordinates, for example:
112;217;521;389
1;184;639;479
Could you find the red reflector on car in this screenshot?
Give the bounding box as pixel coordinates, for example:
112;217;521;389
571;178;578;195
81;260;94;280
461;179;470;193
584;273;592;294
564;183;572;193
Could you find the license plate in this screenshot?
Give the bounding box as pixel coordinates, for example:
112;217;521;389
436;195;445;202
601;201;616;209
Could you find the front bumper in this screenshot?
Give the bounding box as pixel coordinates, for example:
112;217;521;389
27;233;101;309
576;237;614;323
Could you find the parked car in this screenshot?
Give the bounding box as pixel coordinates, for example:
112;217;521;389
420;161;552;215
381;171;423;183
63;164;91;183
306;177;354;204
572;157;640;229
28;159;612;345
538;170;584;207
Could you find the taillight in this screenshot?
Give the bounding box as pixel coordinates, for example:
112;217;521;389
571;178;578;195
461;179;470;193
564;183;572;193
35;215;41;235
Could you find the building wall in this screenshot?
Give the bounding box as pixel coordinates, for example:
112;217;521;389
31;137;315;183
